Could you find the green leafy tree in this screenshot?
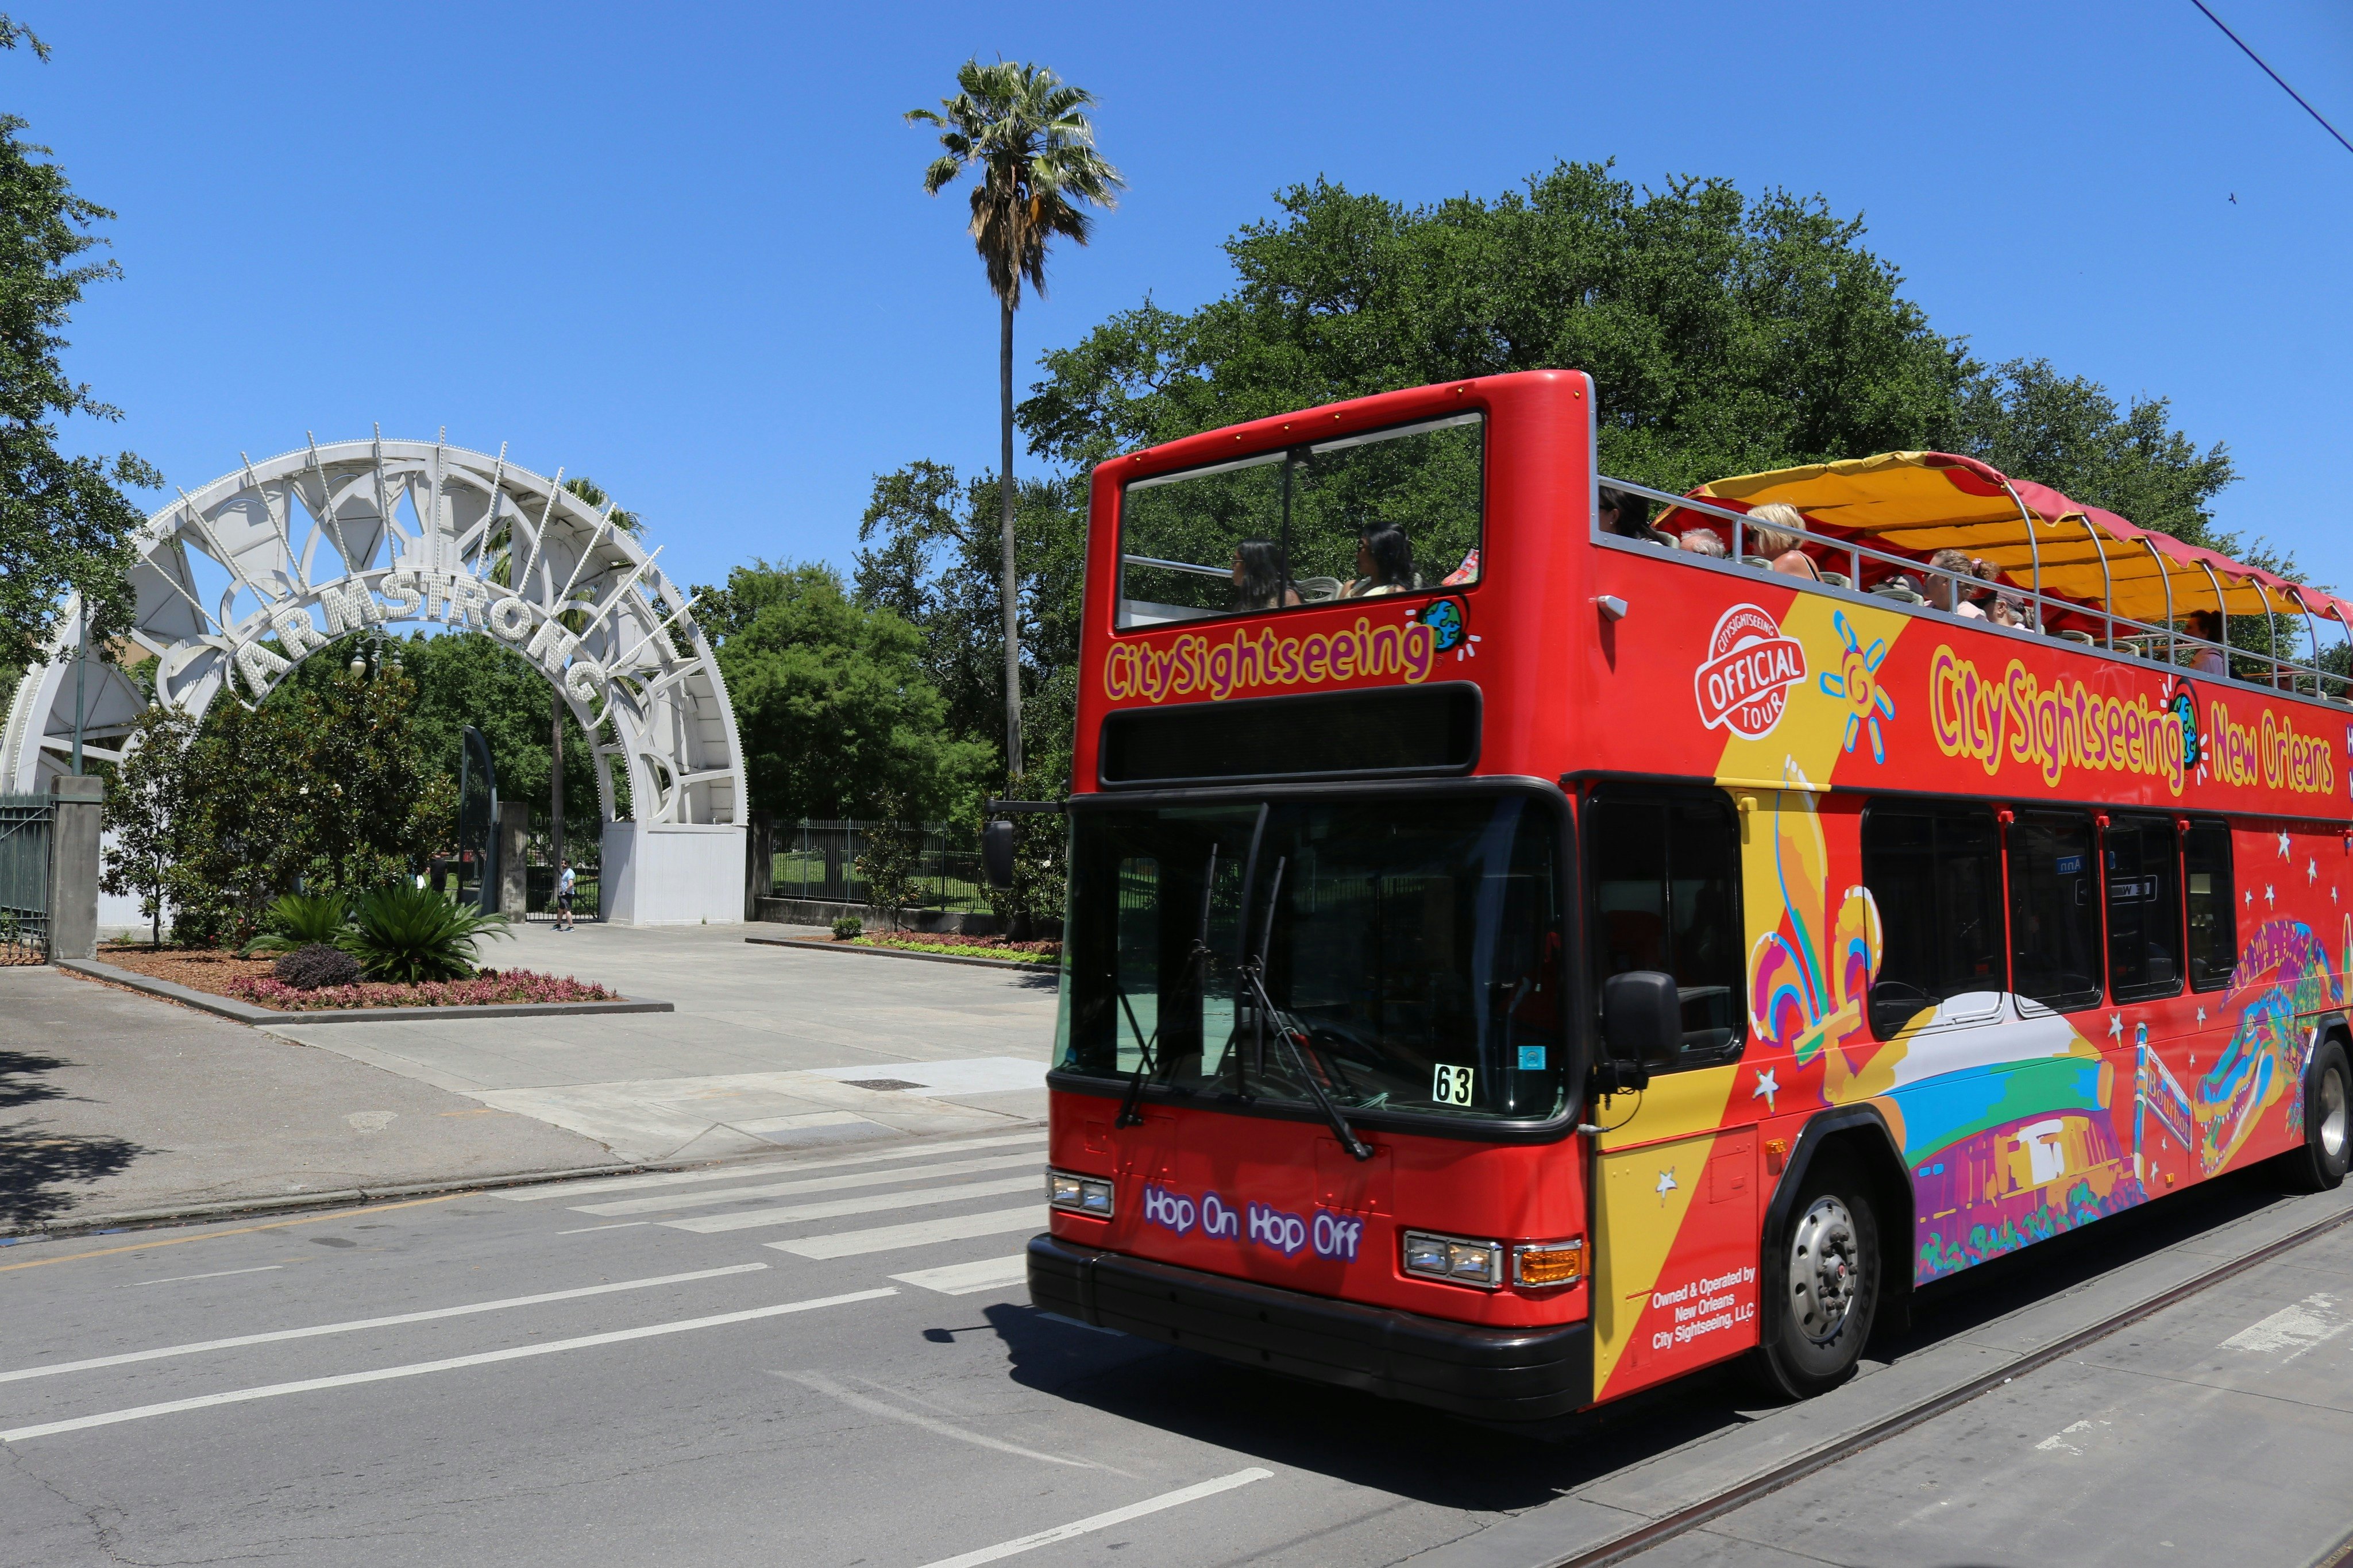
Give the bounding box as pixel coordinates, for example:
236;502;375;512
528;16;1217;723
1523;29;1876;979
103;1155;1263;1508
852;799;923;931
99;704;194;947
697;561;993;823
391;631;607;845
908;60;1122;782
0;21;161;671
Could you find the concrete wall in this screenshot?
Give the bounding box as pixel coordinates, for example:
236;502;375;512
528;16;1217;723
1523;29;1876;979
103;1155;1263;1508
599;820;746;925
497;802;530;916
46;774;103;960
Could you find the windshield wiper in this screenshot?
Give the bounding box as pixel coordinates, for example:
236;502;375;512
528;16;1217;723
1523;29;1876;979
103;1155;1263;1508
1243;856;1373;1162
1116;845;1218;1129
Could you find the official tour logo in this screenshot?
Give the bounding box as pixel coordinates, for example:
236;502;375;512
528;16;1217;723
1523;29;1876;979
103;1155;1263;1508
1695;604;1807;740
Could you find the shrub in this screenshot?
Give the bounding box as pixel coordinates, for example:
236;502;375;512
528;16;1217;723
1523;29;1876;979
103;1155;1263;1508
340;883;510;983
244;892;350;956
274;943;360;990
832;915;863;940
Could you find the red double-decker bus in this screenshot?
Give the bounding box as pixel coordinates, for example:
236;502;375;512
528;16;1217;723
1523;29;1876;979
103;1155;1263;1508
1024;369;2352;1418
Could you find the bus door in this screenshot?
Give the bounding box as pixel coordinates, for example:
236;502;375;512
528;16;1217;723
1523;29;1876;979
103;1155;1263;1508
1584;787;1761;1400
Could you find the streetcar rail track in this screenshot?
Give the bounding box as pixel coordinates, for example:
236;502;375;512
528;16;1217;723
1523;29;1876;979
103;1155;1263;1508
1536;1192;2353;1568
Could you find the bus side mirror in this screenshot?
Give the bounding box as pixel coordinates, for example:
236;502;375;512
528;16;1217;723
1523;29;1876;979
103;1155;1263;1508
1602;971;1682;1077
981;820;1016;889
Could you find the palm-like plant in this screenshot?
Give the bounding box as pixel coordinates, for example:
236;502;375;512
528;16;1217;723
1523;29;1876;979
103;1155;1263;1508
908;60;1121;781
242;891;350;956
339;883;511;983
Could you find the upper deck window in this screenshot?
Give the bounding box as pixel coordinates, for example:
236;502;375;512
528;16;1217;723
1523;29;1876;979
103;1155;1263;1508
1117;413;1484;629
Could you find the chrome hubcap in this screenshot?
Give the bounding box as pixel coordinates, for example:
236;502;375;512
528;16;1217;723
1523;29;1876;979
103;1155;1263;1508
1789;1195;1860;1344
2321;1065;2348;1163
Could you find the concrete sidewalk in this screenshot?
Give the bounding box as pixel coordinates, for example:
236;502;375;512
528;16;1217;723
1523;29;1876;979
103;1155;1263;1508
258;921;1060;1163
1;966;615;1230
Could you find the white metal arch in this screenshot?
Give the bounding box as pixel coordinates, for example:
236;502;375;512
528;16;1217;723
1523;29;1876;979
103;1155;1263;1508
3;432;745;848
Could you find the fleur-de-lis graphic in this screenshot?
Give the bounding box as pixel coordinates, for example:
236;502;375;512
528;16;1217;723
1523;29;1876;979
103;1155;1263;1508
1816;611;1896;764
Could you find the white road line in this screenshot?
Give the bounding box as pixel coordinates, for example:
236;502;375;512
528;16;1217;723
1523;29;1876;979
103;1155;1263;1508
0;1262;769;1386
890;1256;1031;1296
127;1266;285;1288
662;1177;1042;1235
555;1222;649;1235
574;1152;1043;1216
768;1207;1043;1260
915;1468;1276;1568
0;1288;896;1444
496;1132;1049;1202
776;1370;1107;1470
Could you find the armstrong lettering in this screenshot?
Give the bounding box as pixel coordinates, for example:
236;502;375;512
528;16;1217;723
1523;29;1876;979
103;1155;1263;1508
1694;604;1806;740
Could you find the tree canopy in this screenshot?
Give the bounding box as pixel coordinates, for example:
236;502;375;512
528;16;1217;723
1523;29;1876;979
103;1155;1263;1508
0;28;159;671
696;560;993;822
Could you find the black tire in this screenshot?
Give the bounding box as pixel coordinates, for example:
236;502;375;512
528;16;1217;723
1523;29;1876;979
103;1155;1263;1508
1753;1149;1881;1400
2279;1036;2351;1194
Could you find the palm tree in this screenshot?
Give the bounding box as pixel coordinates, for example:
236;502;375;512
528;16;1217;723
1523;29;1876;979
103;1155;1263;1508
908;59;1121;781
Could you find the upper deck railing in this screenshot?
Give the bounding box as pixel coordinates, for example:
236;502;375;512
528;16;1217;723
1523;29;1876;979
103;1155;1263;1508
1602;473;2352;703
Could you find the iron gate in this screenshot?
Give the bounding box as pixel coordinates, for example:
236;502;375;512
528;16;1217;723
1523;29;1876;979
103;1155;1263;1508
0;794;51;964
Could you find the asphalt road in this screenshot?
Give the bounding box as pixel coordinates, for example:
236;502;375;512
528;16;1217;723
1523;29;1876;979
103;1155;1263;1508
2;1130;2349;1568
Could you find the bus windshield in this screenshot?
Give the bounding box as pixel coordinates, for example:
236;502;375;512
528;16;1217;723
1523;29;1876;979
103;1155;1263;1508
1055;791;1567;1123
1117;412;1484;628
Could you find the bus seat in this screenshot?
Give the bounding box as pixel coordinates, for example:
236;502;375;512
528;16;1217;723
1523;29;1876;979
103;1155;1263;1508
1741;555;1777;570
1295;577;1343;602
1819;571;1851;588
2058;629;2095;644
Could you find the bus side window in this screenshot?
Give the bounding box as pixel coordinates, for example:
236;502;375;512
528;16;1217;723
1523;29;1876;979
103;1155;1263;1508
2107;815;2182;1002
1861;801;2003;1037
1587;790;1743;1066
2007;809;2104;1014
2184;820;2236;992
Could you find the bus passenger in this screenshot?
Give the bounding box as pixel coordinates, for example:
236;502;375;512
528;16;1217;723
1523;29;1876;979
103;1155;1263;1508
1677;528;1727;558
1988;594;2026;628
1968;557;2003;613
1599;486;1672;544
1744;504;1819;578
1231;538;1301;611
1929;549;1984;618
1345;524;1416;598
2184;609;2228;675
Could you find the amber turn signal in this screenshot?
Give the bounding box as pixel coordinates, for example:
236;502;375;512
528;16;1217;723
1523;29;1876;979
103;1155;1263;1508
1511;1238;1586;1288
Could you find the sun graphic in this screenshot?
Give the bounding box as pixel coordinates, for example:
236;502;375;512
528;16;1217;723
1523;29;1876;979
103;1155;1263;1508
1815;610;1896;763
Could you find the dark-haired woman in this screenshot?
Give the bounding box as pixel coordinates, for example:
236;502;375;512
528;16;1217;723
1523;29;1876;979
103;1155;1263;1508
1344;524;1416;598
1232;538;1299;611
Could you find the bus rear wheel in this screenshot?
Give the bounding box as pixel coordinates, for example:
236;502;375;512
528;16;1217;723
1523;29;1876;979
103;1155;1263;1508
1756;1152;1880;1400
2280;1036;2351;1194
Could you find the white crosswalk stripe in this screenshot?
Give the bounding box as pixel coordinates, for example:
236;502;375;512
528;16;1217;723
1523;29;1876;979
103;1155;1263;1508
890;1256;1031;1295
770;1208;1046;1260
661;1176;1043;1235
573;1152;1044;1216
502;1131;1048;1203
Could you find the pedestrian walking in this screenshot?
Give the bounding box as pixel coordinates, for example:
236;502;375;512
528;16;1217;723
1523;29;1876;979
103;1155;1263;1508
556;859;576;932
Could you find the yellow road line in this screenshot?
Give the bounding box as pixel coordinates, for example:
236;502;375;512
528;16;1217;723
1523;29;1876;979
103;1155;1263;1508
0;1194;461;1273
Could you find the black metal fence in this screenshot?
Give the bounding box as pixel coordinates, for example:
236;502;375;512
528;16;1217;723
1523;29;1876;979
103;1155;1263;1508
0;794;52;964
772;820;992;915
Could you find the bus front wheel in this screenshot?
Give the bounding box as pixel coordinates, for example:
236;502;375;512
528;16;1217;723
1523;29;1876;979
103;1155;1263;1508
1756;1152;1880;1400
2280;1036;2351;1194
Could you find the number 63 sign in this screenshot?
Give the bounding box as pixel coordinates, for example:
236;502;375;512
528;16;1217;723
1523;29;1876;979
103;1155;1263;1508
1432;1064;1475;1106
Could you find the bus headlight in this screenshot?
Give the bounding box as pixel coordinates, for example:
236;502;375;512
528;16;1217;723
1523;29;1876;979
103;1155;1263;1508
1047;1169;1115;1218
1513;1237;1586;1288
1402;1229;1502;1288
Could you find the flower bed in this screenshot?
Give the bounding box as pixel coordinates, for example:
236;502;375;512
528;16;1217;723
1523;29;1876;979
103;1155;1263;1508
225;969;618;1011
845;930;1060;965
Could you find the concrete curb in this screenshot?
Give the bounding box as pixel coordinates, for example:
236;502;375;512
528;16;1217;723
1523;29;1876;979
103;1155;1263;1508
0;1160;649;1243
59;957;674;1024
743;934;1055;973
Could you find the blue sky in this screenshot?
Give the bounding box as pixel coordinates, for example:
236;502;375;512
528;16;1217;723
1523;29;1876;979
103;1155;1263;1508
9;1;2351;596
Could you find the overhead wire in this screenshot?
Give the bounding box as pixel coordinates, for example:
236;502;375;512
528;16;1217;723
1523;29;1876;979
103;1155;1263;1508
2189;0;2353;159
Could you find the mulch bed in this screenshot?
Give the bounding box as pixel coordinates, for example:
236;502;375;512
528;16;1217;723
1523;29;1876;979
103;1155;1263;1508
95;944;615;1011
843;930;1061;965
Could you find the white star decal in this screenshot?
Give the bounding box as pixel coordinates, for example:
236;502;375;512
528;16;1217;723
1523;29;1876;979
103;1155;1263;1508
2310;859;2320;883
2108;1013;2124;1041
1656;1168;1678;1199
2279;831;2294;858
1752;1068;1780;1113
2267;885;2277;909
2196;1005;2207;1027
2245;889;2254;906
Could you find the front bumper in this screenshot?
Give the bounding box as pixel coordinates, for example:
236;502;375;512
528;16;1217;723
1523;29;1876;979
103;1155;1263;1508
1027;1233;1591;1421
